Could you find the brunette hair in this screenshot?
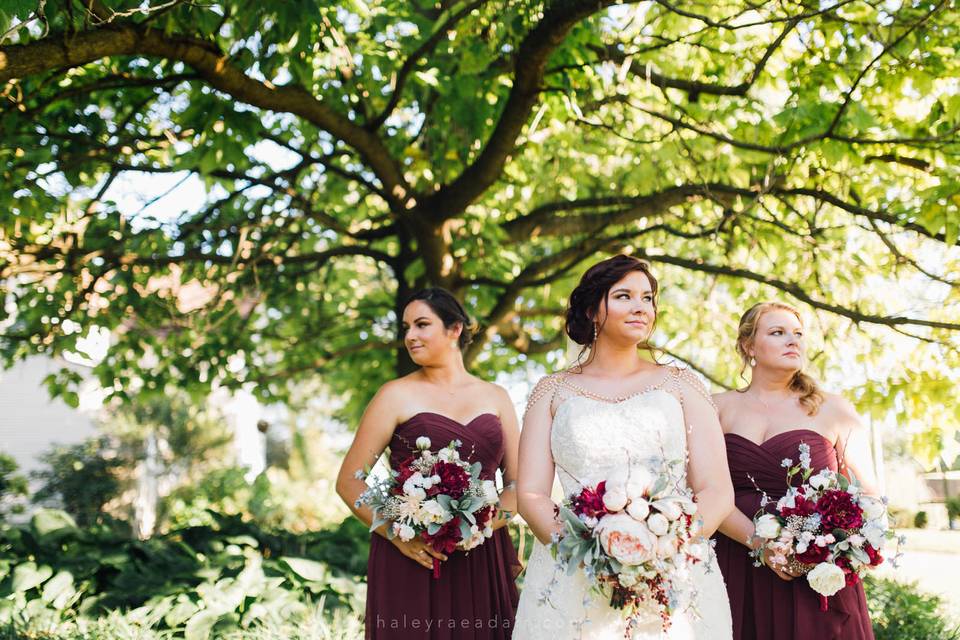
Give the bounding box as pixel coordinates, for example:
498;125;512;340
403;288;474;350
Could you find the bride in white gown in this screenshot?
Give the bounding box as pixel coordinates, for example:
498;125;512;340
514;255;734;639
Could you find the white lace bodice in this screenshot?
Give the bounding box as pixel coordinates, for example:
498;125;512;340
551;390;687;496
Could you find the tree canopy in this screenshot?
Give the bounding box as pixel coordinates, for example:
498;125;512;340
1;0;958;428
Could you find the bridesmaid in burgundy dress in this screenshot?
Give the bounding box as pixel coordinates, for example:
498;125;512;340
713;301;879;640
336;288;520;639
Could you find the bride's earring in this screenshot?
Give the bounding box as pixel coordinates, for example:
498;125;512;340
750;356;757;367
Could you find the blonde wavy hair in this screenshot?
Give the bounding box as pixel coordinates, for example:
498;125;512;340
737;301;824;416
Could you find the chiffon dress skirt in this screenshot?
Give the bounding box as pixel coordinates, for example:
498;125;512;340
365;412;520;639
714;429;874;640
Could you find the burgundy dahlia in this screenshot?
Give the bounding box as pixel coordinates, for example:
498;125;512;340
425;516;463;554
571;481;608;519
816;489;864;531
429;461;470;498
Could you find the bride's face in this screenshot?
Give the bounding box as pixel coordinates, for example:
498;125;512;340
594;271;656;345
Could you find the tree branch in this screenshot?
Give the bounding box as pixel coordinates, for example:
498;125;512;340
418;0;618;220
0;25;414;210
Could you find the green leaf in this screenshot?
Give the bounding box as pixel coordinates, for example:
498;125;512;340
30;509;77;538
280;556;327;582
41;571;75;609
11;562;53;593
185;609;221;640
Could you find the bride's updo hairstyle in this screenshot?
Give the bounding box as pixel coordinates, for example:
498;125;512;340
565;254;660;365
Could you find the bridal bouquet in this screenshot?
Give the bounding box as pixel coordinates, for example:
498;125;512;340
550;460;711;632
749;442;901;609
356;436;500;577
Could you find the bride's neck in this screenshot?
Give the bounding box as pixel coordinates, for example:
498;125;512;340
583;341;650;377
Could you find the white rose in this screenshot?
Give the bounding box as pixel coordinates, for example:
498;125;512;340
603;487;629;512
754;514;781;539
395;523;416;541
626;497;650;521
860;496;886;521
652;499;683;521
647;512;670;536
595;513;656;566
807;562;846;597
415;436;431;450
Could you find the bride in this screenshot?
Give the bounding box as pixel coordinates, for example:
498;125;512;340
514;255;734;639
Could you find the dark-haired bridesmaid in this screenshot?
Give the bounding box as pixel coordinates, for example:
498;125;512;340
713;301;878;640
336;288;520;639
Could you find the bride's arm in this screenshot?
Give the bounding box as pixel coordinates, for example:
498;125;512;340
517;376;563;545
677;373;735;538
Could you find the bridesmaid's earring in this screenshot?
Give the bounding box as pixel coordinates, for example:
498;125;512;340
592;324;598;344
750;356;757;367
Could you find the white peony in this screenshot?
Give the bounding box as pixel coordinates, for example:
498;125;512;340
415;436;431;450
603;487;629;512
861;521;886;549
421;499;448;523
394;522;416;541
860;496;886;521
626;497;650;521
626;466;654;497
754;514;782;539
652;498;683;521
656;534;679;558
814;533;836;547
481;480;499;502
807;562;846;596
808;470;833;490
595;513;656;566
647;512;670;536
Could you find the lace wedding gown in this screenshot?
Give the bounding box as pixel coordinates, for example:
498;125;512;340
513;368;732;639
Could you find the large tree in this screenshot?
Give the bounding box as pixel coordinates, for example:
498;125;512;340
1;0;958;425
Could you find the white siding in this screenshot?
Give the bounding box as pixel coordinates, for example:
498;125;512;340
0;356;98;474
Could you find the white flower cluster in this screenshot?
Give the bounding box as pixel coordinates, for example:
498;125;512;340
553;458;707;630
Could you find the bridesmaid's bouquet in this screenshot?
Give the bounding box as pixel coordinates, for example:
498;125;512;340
356;436;500;577
549;459;712;632
749;443;902;609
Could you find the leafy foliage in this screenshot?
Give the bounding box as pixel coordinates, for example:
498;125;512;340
865;575;960;640
0;455;28;519
31;438;127;528
0;1;958;427
0;509;368;638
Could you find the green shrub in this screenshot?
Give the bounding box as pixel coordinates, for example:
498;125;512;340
946;496;960;524
31;438;128;527
914;510;929;529
0;455;29;519
866;575;959;640
0;510;367;638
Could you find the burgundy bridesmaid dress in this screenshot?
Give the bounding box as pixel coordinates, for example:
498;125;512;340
365;412;520;639
714;429;874;640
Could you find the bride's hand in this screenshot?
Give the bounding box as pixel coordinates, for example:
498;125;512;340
391;537;447;569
